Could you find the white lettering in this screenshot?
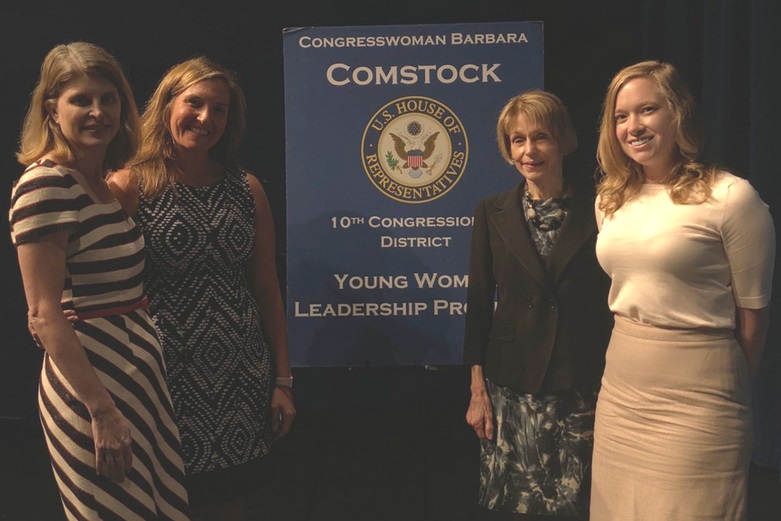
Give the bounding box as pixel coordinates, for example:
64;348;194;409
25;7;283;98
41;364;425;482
450;32;528;45
326;63;350;86
482;64;502;83
414;273;469;289
333;273;408;290
294;301;429;317
326;63;502;86
380;236;452;248
432;300;467;315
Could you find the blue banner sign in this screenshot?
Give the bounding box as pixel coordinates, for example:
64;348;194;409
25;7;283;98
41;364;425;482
283;22;544;366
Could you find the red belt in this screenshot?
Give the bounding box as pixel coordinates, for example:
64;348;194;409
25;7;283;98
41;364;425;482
73;296;149;321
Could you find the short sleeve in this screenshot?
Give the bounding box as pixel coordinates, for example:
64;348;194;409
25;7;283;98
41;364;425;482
721;177;776;308
9;165;83;245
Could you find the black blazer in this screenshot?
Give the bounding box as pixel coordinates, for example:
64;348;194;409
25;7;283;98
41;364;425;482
463;182;613;393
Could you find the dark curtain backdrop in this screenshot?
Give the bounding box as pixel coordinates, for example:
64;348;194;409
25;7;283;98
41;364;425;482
1;0;778;469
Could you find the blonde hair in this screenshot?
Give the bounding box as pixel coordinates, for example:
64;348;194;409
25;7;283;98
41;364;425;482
130;56;247;198
596;60;716;217
496;90;578;164
17;42;140;170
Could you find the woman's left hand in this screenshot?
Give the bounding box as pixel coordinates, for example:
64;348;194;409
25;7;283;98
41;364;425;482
271;386;296;440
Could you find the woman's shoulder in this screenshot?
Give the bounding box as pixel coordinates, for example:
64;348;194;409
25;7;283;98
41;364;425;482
13;159;80;199
10;160;84;244
710;170;763;203
222;164;253;189
107;168;141;198
17;159;71;183
225;163;250;178
700;169;773;228
712;169;745;187
108;167;137;185
226;165;262;189
107;168;141;216
220;166;267;212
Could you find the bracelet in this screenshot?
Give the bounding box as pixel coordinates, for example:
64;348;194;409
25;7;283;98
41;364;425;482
275;376;293;388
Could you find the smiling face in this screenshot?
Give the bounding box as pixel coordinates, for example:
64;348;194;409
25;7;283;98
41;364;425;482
508;114;564;193
168;78;230;155
614;76;678;182
47;73;121;155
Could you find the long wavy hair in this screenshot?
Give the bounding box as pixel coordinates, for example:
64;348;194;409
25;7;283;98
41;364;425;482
129;56;246;198
596;60;716;217
17;42;140;170
496;89;578;165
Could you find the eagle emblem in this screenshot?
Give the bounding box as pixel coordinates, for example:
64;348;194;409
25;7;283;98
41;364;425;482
389;131;440;178
362;96;468;204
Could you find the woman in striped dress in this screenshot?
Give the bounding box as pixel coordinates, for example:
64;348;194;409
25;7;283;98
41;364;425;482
9;42;189;520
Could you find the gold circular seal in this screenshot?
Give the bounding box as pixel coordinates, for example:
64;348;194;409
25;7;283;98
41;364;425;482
361;96;468;204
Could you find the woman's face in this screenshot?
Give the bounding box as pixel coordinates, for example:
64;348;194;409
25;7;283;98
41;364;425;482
508;114;564;185
168;78;230;154
47;73;121;155
614;77;678;180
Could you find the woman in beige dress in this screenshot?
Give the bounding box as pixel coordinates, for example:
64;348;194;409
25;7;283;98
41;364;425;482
590;60;775;520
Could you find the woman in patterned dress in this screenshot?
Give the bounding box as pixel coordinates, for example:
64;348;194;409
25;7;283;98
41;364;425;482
464;90;613;520
590;61;775;521
109;56;295;521
9;42;189;520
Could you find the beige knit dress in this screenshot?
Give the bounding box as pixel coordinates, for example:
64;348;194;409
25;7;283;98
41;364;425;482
590;172;775;520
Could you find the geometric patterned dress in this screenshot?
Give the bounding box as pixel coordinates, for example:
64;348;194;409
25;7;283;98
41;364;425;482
133;167;273;476
9;160;189;520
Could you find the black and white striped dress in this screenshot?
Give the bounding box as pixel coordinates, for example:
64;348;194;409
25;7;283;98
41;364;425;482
9;161;189;520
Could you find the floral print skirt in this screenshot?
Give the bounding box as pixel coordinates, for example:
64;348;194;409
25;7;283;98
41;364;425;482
479;380;598;515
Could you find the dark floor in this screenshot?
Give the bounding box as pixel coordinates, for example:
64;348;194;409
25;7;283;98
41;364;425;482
2;367;780;521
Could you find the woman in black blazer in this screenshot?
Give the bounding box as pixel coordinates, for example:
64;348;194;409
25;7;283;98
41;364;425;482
464;91;612;520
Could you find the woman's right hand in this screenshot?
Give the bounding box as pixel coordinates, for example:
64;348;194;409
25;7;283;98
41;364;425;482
466;383;494;440
17;235;133;482
91;407;133;483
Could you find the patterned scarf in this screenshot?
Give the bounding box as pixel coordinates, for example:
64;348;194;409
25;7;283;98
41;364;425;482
521;185;571;258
